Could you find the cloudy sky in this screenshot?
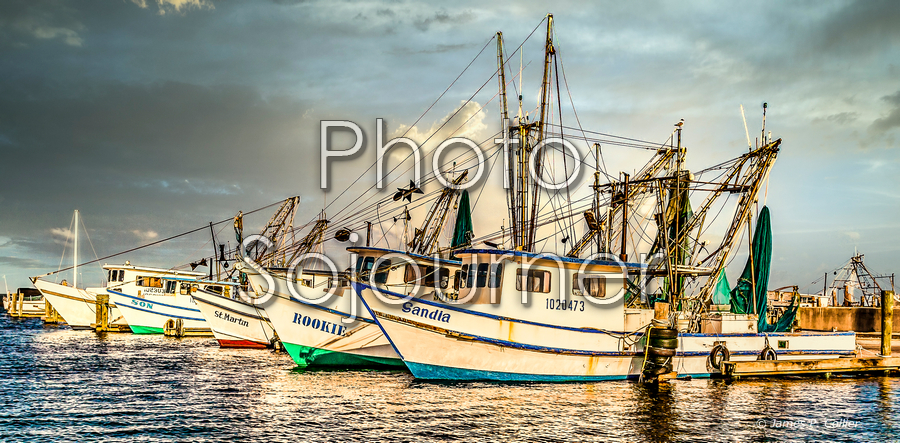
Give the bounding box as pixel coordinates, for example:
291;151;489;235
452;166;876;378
1;0;899;294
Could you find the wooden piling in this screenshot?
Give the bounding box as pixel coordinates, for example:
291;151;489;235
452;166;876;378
95;293;110;332
883;290;894;357
653;302;671;324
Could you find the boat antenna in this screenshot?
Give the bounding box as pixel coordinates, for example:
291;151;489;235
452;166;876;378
761;102;767;145
740;104;752;151
517;41;524;120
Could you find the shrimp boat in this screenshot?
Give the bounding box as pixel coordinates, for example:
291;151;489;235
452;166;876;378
192;286;277;348
354;16;857;381
241;261;406;368
238;177;468;368
105;263;230;335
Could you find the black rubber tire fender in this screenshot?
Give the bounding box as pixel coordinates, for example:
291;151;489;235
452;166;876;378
758;346;777;361
648;337;679;349
709;344;730;371
648;328;679;339
647;346;677;357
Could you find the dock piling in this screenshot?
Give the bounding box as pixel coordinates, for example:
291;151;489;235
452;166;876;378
95;293;110;332
882;290;894;357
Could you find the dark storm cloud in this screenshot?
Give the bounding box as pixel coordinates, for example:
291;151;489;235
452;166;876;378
869;90;900;135
1;0;899;291
814;0;900;56
0;0;84;47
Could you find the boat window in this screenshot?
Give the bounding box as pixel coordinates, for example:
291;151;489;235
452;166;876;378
327;277;349;289
180;283;189;295
403;264;420;283
404;264;450;288
205;285;223;295
459;265;469;288
466;264;476;288
165;280;177;294
373;260;391;284
476;263;489;288
118;271;125;282
136;276;163;288
454;270;463;290
573;273;606;298
489;263;503;288
362;257;375;273
516;268;551;293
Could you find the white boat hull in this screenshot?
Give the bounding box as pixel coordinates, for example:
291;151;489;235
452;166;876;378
108;289;210;335
355;282;857;381
33;280;127;329
243;266;403;369
192;289;276;348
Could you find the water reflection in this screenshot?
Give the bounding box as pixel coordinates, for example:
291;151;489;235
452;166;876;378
1;315;898;442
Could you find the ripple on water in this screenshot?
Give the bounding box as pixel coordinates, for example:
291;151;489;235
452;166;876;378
0;314;898;442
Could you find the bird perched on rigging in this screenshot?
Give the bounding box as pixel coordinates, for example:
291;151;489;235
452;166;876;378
675;119;684;127
393;180;424;202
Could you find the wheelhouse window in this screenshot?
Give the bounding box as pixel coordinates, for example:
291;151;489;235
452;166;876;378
136;276;163;288
165;280;177;294
108;269;125;283
356;257;375;275
460;263;503;289
573;273;606;298
516;268;551;293
373;260;391;284
404;264;450;288
205;285;223;295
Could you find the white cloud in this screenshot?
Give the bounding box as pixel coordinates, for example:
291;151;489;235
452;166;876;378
132;229;160;241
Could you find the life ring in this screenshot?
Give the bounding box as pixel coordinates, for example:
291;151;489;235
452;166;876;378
758;346;777;361
709;343;730;371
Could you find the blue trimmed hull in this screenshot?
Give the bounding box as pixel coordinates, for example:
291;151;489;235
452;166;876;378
405;361;710;382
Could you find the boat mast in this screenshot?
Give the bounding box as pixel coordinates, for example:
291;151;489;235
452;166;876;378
524;13;555;251
74;209;78;289
498;31;518;250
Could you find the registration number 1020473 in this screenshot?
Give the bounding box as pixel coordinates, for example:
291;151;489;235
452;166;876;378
545;298;584;312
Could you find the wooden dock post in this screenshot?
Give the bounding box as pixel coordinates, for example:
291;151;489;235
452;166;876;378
43;302;62;324
883;290;894;357
95;293;110;332
15;291;23;317
653;302;671;325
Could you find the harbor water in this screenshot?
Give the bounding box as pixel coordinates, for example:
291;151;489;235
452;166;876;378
1;315;898;442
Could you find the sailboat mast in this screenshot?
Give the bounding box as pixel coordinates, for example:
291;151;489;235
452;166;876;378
74;210;78;289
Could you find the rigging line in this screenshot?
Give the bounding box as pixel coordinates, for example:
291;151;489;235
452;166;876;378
40;199;285;277
329;67;500;223
78;213;103;275
327;122;503;225
327;145;497;235
552;53;577;244
327;135;504;231
327;19;548;225
327;20;550;230
470;143;505;211
555;45;612;180
323;34;497;220
547;122;668;149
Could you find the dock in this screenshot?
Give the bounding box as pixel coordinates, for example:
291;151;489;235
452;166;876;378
724;290;898;380
723;357;900;380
